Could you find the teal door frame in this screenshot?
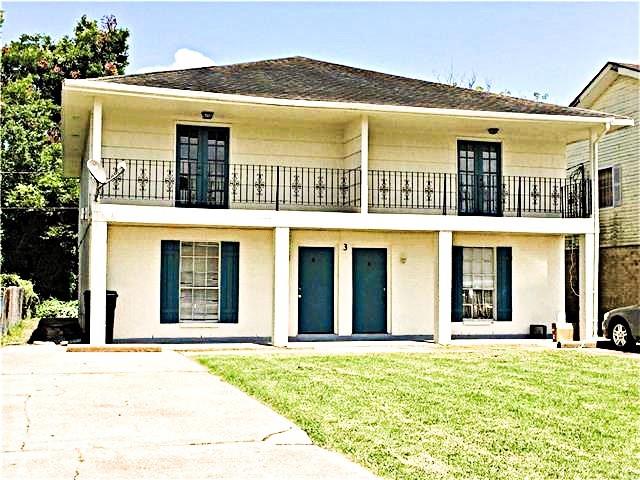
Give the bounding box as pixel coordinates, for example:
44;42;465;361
352;247;388;334
298;246;335;334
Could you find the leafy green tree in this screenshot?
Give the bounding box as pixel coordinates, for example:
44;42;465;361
1;15;129;300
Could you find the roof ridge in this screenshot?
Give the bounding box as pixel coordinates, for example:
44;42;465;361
92;56;307;81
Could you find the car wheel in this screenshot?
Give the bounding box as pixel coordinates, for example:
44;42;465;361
610;320;633;351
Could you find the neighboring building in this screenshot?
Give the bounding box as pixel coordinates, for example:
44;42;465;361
61;56;632;345
567;61;640;326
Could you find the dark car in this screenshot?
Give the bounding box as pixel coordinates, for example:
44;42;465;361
602;305;640;350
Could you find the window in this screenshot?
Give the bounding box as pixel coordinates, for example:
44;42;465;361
462;247;495;320
599;167;613;208
598;166;621;208
180;242;220;321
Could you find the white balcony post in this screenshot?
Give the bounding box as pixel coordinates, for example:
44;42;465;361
91;98;102;164
360;115;369;214
435;231;452;344
589;128;601;325
579;233;596;341
89;220;108;344
273;227;290;347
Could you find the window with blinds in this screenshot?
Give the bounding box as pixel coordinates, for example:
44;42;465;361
179;242;220;322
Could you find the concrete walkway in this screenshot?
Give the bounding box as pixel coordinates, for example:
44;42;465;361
1;344;378;479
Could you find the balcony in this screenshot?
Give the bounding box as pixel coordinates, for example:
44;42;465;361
368;169;591;218
100;158;591;218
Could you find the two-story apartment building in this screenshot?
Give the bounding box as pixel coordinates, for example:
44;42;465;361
61;57;632;345
567;62;640;327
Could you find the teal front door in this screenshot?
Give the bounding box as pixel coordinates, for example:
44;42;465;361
352;248;387;334
298;247;334;334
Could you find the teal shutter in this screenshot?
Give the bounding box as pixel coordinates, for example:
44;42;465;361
160;240;180;323
496;247;512;321
452;246;463;322
220;242;239;323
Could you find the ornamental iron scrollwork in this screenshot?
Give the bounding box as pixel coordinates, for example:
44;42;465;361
137;168;149;196
315;176;326;200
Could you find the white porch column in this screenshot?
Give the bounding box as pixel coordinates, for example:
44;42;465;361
272;227;290;347
435;231;452;344
89;220;107;344
579;233;596;341
360;115;369;214
91;98;102;163
589;128;603;326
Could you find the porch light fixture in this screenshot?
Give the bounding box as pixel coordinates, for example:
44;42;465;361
201;111;214;120
488;127;500;135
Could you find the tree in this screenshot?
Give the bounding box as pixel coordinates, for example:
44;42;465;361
433;65;549;100
1;15;129;300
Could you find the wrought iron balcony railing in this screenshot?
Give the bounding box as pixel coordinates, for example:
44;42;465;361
101;158;175;203
99;159;591;218
100;159;360;211
228;164;360;210
368;169;591;218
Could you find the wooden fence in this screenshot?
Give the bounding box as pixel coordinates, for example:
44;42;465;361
1;286;24;334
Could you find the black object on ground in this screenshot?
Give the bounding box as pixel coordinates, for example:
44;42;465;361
29;317;83;344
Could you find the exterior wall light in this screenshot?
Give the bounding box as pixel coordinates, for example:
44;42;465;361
201;111;214;120
488;128;500;135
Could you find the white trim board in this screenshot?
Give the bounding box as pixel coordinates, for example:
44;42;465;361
64;80;633;127
95;204;595;235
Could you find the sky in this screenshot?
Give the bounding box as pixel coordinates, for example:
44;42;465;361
3;1;639;105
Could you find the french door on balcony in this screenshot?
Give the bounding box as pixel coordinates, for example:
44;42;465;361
458;140;502;216
176;125;229;208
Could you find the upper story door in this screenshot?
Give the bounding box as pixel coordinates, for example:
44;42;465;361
176;125;229;208
458;140;502;216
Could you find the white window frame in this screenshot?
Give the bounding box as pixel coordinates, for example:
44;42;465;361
178;241;221;323
462;247;496;322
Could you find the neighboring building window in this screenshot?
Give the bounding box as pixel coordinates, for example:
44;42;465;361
599;167;614;208
462;247;495;320
180;242;220;321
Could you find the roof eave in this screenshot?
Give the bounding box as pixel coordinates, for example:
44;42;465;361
571;61;640;108
64;79;630;126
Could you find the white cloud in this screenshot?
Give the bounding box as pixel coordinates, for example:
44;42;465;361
135;48;215;74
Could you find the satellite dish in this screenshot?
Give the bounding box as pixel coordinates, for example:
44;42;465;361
87;159;127;200
87;159;108;184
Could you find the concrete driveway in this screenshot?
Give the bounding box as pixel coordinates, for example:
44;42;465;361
1;345;378;480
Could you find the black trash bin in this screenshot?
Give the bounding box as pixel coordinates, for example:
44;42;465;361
83;290;119;343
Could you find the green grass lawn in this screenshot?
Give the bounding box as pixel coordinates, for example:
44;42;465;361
198;349;639;480
1;317;39;346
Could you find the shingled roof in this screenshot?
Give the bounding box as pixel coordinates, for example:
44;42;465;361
100;56;621;118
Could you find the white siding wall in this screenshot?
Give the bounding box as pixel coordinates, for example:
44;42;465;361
369;126;567;178
107;226;274;340
289;230;438;337
102;113;351;168
452;232;565;337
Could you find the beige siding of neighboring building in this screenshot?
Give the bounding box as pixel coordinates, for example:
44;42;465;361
567;73;640;316
567;75;640;247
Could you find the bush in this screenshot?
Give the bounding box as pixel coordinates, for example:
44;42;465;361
0;273;39;317
36;298;78;318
